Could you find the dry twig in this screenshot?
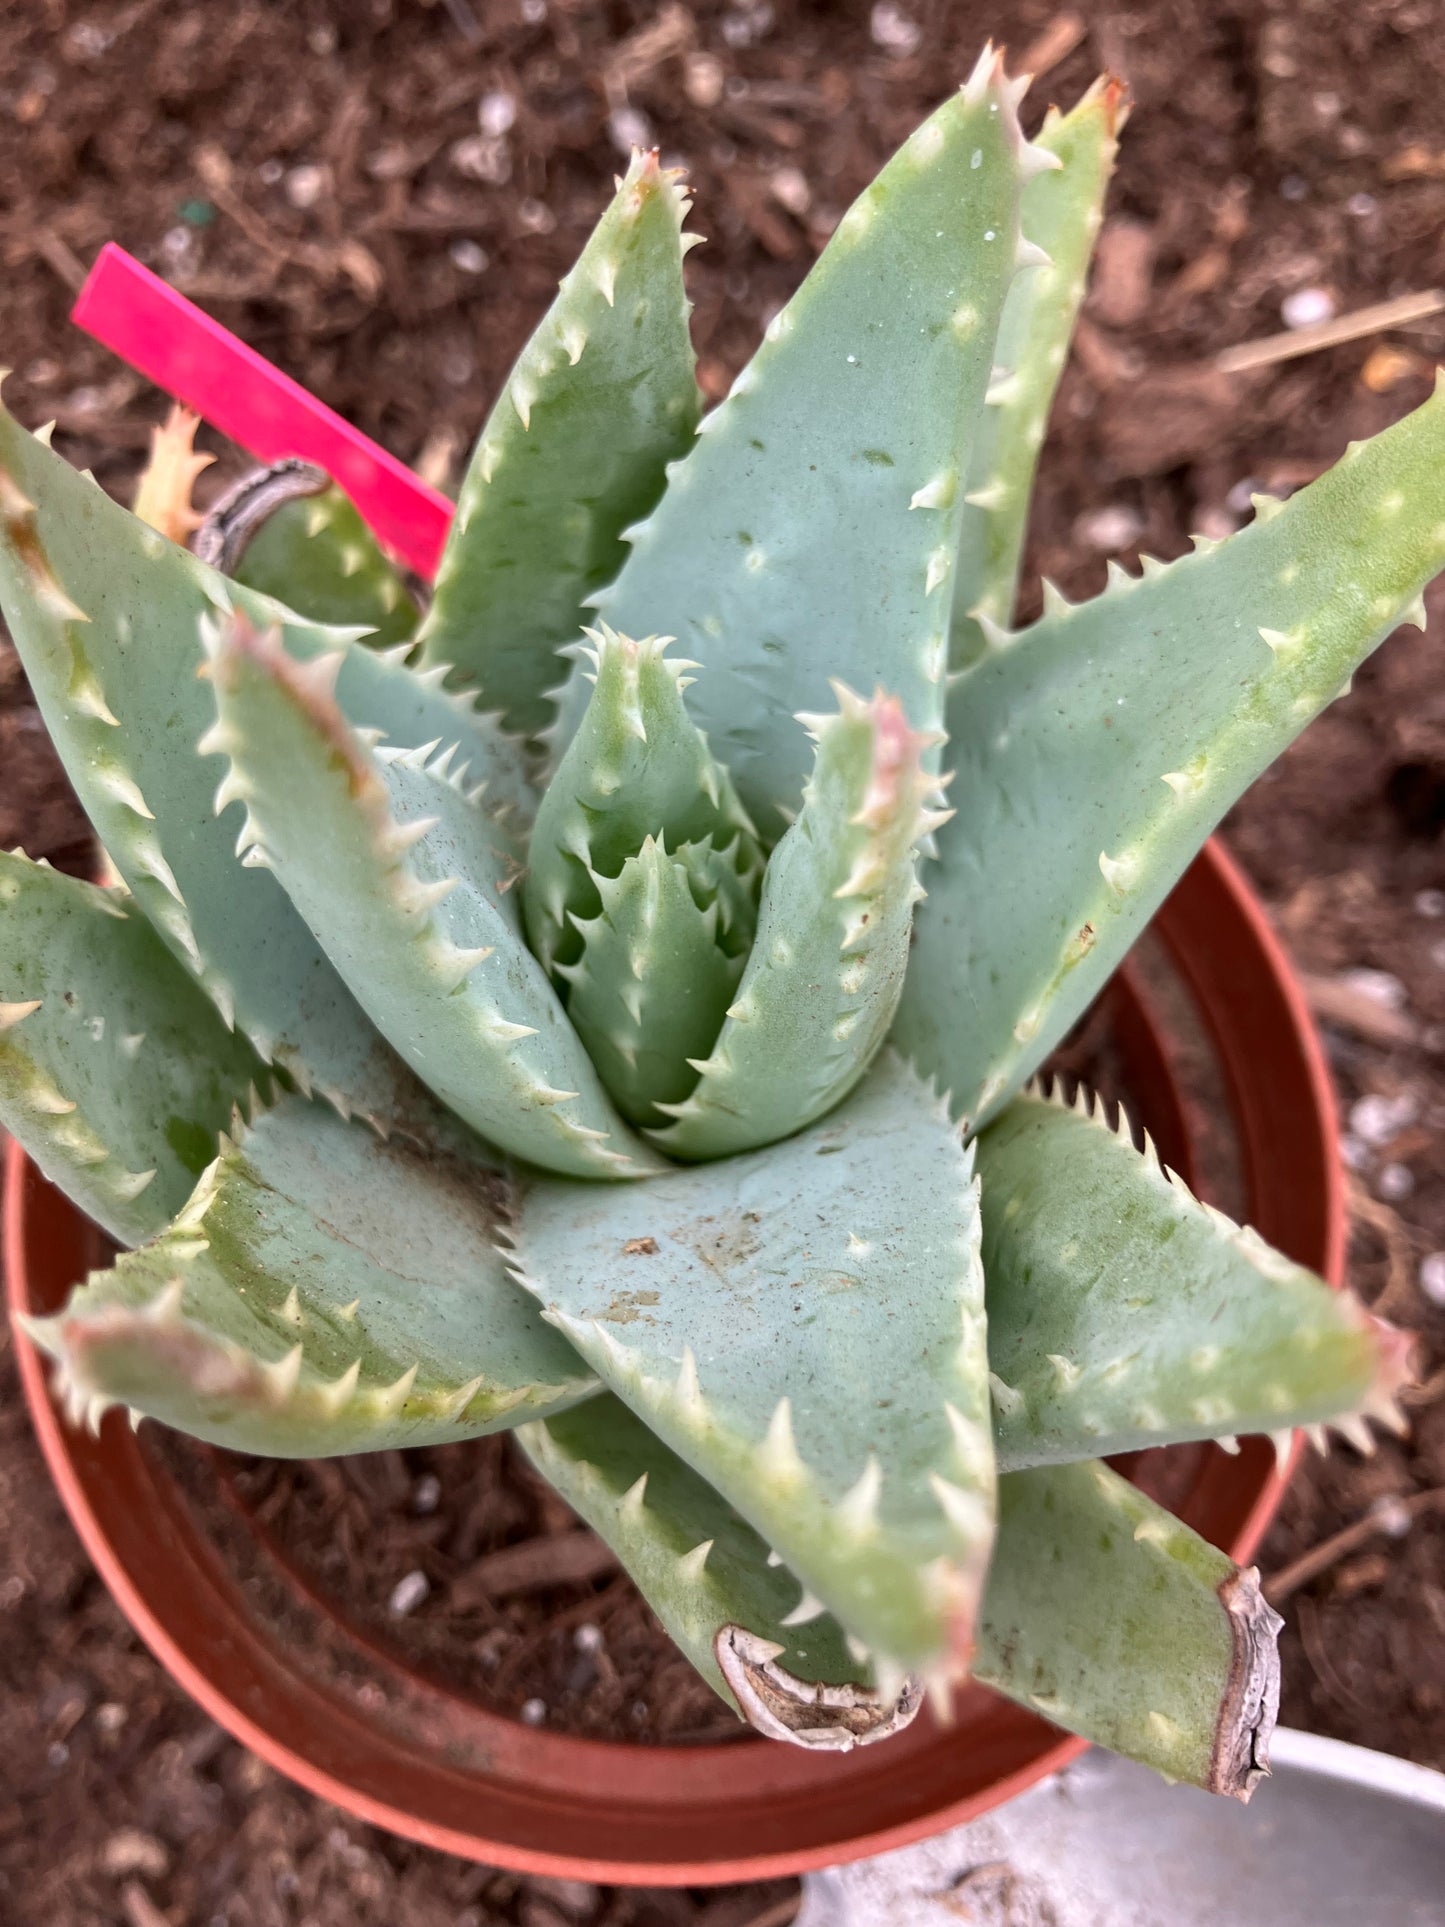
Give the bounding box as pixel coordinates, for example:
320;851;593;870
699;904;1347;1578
1346;1176;1418;1323
1216;290;1445;374
449;1530;618;1607
1015;12;1087;83
737;1902;800;1927
1265;1487;1445;1603
32;228;87;291
1298;971;1417;1047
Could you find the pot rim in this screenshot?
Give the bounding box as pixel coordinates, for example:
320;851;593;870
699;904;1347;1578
4;836;1345;1882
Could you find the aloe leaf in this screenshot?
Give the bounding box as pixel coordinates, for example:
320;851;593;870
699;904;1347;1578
330;628;537;829
21;1094;598;1452
559;837;744;1127
0;398;525;1131
555;52;1054;836
979;1086;1414;1468
506;1051;995;1684
205;613;663;1178
898;381;1445;1126
523;626;759;974
952;76;1125;666
199;462;419;647
976;1461;1282;1800
415;151;702;738
676;832;765;956
653;687;948;1161
0;853;266;1244
519;1395;923;1749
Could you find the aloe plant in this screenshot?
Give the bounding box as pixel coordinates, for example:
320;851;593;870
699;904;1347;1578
1;57;1434;1796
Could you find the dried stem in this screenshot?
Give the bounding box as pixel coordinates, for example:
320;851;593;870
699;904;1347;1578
1265;1486;1445;1605
1216;289;1445;374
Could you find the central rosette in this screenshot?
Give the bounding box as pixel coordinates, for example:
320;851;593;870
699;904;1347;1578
522;626;942;1151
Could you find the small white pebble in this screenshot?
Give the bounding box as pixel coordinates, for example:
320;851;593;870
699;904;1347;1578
1075;504;1144;553
67;20;112;56
1414;888;1445;918
411;1473;441;1515
367;142;414;182
769;166;811;216
609;107;652;154
257;157;284;186
871;2;921;55
283;164;328;211
449;239;489;275
517;198;555;236
520;1697;547;1725
388;1570;430;1617
1377;1161;1414;1201
451;136;511;185
101;1829;169;1879
1349;1091;1418;1145
478;90;517;137
574;1622;604;1653
1431;939;1445;971
159;227;195;267
684;52;725;108
1281;287;1336;329
1348;191;1378;218
1339;967;1407;1011
1339;1133;1372;1172
520;0;546;20
1420;1251;1445;1308
721;3;774;47
1370;1494;1413;1538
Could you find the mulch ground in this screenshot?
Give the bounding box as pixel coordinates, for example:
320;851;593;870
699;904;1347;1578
1;1;1443;1922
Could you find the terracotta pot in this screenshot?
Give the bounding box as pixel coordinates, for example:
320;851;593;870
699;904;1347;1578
5;837;1344;1884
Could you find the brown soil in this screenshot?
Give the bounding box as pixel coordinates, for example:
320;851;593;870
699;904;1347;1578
2;0;1444;1921
163;1429;750;1748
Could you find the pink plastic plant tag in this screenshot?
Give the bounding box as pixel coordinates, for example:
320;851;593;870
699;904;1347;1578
71;243;453;580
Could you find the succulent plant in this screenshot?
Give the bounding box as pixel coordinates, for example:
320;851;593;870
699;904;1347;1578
2;50;1437;1798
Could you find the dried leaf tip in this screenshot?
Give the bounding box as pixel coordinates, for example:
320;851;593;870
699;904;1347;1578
715;1625;923;1751
207;610;378;805
0;463;90;625
1210;1566;1283;1800
1075;71;1132;137
133;405;214;545
960;40;1007;105
1362;1315;1417;1434
854;690;921;831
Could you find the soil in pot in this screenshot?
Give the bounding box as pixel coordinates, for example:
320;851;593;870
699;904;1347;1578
156;1428;748;1747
